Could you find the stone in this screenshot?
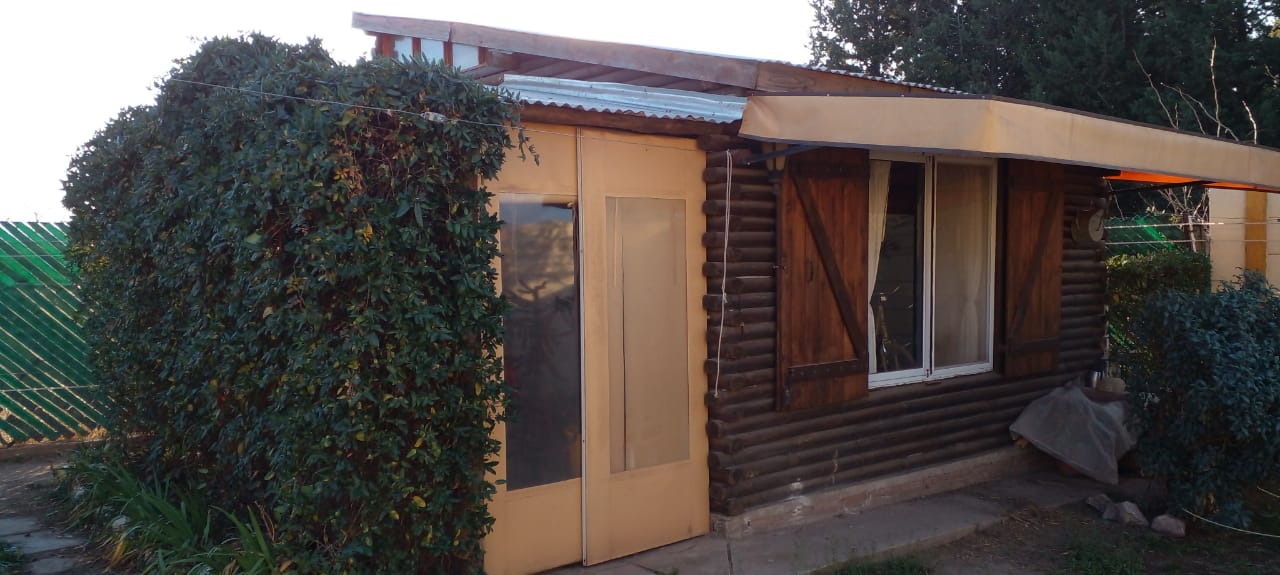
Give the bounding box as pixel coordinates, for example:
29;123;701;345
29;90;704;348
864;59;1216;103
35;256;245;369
28;557;80;575
1102;501;1149;527
0;516;39;537
1084;493;1112;514
1151;514;1186;537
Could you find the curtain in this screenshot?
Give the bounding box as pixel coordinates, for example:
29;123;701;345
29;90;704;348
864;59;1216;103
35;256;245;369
866;160;891;374
933;163;992;367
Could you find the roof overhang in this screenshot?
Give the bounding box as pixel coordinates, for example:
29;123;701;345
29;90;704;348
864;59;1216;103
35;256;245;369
739;94;1280;193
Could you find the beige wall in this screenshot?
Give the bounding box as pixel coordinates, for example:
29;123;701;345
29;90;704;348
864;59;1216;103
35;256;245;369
1208;188;1280;287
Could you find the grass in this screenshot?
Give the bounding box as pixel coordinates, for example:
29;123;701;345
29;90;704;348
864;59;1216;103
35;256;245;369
1062;535;1144;575
54;443;283;575
822;556;931;575
0;541;23;575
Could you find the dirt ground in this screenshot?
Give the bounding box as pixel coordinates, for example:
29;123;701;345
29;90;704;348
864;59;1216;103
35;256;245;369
922;502;1280;575
0;448;114;575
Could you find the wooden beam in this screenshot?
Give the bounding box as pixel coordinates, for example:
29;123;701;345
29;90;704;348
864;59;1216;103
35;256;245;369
446;20;760;88
352;13;451;40
1246;191;1267;273
518;104;737;137
754;62;914;94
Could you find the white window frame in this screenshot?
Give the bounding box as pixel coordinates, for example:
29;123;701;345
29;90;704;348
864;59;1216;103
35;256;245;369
867;153;997;389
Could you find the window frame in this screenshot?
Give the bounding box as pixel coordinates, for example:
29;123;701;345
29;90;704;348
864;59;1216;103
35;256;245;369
867;153;997;389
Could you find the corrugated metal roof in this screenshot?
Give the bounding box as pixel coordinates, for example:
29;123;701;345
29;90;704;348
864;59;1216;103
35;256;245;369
499;75;747;124
0;221;104;446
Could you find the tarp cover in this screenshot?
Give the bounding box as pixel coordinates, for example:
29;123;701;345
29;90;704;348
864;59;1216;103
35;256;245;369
1009;385;1135;484
739;94;1280;193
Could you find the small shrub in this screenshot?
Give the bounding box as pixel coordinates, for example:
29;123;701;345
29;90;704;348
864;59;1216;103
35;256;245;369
1125;272;1280;526
1107;249;1211;372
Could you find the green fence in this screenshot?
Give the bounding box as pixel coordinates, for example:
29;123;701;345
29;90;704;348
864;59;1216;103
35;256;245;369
0;221;105;445
1105;215;1191;255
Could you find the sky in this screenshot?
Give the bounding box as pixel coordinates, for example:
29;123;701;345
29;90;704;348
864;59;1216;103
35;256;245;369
0;1;815;222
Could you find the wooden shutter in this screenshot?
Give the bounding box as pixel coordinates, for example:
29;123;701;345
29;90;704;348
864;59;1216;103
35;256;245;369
1003;160;1064;376
776;148;869;410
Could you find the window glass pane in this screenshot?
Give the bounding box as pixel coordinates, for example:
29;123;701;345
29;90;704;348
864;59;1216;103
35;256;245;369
452;44;481;69
933;163;994;368
500;194;581;490
870;162;925;373
606;197;689;472
393;36;414;62
420;39;446;62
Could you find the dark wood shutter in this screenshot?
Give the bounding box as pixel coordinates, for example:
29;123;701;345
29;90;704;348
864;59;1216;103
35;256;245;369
776;148;870;410
1003;160;1064;376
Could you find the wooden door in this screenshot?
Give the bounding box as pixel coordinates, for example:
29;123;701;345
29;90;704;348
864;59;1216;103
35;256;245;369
485;125;709;573
580;128;709;565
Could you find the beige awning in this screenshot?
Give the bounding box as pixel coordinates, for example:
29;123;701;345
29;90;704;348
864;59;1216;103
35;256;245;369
739;94;1280;192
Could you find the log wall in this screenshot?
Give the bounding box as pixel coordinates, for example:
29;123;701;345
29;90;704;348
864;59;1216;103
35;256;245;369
699;136;1109;516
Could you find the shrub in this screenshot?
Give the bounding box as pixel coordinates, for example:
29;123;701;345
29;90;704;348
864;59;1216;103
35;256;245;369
63;35;520;572
1106;249;1211;371
1125;272;1280;526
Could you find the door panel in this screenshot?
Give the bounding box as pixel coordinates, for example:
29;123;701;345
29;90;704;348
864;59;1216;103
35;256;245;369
582;129;709;565
487;126;708;573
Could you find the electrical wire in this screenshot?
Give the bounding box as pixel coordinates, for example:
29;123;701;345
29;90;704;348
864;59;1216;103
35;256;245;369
712;150;732;399
1181;508;1280;539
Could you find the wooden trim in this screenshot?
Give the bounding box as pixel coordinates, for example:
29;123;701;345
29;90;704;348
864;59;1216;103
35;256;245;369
754;61;913;95
1246;191;1267;273
353;13;452;40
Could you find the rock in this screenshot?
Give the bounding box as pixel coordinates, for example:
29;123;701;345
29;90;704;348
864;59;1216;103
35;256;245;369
1085;493;1112;514
1151;514;1186;537
1098;376;1126;394
109;514;129;532
1103;501;1149;527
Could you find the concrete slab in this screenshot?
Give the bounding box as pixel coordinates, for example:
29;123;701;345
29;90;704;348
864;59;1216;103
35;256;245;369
0;516;40;537
552;471;1107;575
29;556;83;575
7;530;85;555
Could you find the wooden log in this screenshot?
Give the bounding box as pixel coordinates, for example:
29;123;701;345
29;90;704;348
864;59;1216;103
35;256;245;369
704;166;771;183
1062;293;1105;307
714;409;1023;486
707;215;776;232
705;321;776;343
715;431;1014;512
1062;271;1105;285
1063;248;1104;261
703;262;777;278
705;149;754;167
704;292;775;311
1063;259;1105;273
706;182;777;200
703;199;775;218
707;276;776;295
704;354;775;376
703;231;776;248
705;247;777;264
698;134;755;152
1061;314;1104;330
708;306;776;324
708;337;775;361
1062;282;1101;296
709;371;1065;447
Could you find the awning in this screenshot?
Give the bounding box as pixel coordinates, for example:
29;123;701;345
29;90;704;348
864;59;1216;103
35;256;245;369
739;94;1280;193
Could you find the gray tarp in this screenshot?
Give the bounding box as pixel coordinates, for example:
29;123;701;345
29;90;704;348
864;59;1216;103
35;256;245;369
1009;385;1136;484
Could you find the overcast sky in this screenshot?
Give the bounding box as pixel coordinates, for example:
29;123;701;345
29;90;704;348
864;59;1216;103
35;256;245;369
0;1;814;222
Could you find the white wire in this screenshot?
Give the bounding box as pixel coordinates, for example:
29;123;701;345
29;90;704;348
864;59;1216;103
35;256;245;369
712;150;733;399
1181;507;1280;539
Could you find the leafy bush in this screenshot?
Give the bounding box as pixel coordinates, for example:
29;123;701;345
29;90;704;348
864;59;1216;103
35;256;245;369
63;35;519;572
1107;249;1211;369
1125;272;1280;526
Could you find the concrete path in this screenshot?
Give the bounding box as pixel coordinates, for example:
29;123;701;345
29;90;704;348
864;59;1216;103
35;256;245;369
547;472;1102;575
0;448;107;575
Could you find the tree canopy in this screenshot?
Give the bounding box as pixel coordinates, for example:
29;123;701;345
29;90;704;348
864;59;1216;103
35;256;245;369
810;0;1280;146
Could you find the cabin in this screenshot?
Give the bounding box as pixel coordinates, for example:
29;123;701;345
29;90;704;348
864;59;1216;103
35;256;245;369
352;13;1280;574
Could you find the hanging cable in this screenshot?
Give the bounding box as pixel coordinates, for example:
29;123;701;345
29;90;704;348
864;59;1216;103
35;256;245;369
712;150;733;399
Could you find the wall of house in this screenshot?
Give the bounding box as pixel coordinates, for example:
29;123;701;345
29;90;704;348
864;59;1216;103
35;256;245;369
1207;188;1280;287
698;136;1109;516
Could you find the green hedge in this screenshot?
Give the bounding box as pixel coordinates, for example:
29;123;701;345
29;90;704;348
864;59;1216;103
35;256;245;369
1106;249;1211;370
1125;273;1280;526
63;35;520;573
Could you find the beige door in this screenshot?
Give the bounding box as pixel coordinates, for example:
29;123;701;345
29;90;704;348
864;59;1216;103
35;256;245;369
486;126;709;574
